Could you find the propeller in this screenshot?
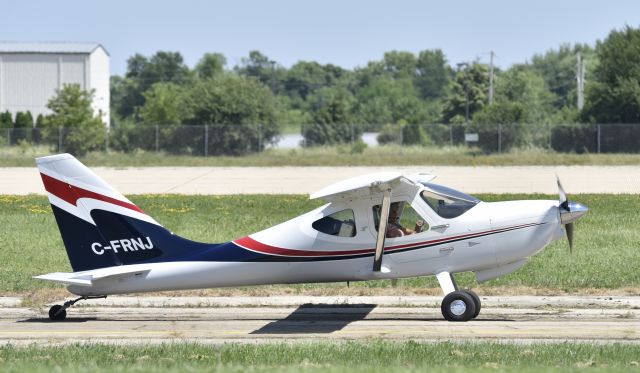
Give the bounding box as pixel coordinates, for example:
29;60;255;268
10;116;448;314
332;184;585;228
556;176;588;253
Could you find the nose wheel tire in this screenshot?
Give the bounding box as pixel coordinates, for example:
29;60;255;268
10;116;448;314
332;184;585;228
462;289;481;319
441;291;477;322
48;305;67;321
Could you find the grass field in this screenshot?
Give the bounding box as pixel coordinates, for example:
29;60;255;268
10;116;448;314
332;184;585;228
2;145;640;167
0;342;638;373
0;193;638;295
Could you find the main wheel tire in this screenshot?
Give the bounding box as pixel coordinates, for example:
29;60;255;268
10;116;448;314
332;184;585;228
462;289;481;319
48;305;66;321
441;291;476;322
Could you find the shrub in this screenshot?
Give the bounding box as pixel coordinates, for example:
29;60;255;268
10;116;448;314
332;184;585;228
44;84;107;155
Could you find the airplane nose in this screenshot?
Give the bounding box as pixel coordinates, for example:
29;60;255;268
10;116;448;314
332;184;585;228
560;201;589;224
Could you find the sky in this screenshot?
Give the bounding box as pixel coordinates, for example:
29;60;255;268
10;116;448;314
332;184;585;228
3;0;640;76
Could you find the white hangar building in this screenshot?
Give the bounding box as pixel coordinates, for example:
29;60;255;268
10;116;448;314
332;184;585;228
0;42;110;126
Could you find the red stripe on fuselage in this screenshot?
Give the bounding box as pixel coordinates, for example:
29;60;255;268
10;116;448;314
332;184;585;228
234;236;375;257
233;222;541;258
40;173;145;214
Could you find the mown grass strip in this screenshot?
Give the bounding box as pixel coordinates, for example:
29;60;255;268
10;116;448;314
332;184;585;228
3;145;640;167
1;194;638;293
0;341;638;373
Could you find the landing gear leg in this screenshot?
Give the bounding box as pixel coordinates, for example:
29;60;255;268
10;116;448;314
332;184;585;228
436;272;476;322
48;295;107;321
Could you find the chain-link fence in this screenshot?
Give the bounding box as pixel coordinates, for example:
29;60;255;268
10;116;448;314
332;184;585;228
0;124;271;155
376;123;640;154
1;123;639;154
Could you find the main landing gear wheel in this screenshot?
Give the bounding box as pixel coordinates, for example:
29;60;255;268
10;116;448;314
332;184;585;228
48;305;67;321
441;290;477;322
462;289;481;319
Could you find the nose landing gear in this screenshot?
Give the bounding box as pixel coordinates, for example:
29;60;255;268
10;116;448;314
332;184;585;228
48;295;107;321
436;271;482;322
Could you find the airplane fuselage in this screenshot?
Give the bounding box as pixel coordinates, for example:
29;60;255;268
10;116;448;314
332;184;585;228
68;199;563;296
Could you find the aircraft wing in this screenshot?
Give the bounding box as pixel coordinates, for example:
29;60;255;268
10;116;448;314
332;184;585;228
34;267;151;287
310;172;436;201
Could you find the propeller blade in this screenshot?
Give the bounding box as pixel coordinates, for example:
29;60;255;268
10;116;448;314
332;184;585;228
557;176;569;210
565;222;574;253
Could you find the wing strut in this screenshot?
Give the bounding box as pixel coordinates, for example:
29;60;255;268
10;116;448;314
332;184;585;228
373;188;391;272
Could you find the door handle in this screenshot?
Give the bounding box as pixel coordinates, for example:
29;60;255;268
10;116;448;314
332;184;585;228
431;224;450;231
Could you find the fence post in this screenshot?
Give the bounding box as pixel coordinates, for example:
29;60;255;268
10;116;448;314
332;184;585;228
449;123;453;145
399;125;404;146
204;125;208;157
257;124;262;153
351;123;355;145
548;126;552;149
105;128;109;153
58;127;63;152
301;124;306;148
6;128;10;146
498;124;502;154
155;125;159;153
597;124;601;154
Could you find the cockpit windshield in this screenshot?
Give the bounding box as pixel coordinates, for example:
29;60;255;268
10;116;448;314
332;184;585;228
419;183;480;219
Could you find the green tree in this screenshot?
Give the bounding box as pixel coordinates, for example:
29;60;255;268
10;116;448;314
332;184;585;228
493;65;556;124
113;51;192;120
13;111;33;142
138;83;186;125
470;102;528;152
45;84;106;155
382;51;417;79
235;51;285;93
441;63;489;123
415;49;451;100
14;111;33;128
581;26;640;123
377;121;429;146
182;75;281;155
284;61;347;102
35;114;45;128
195;53;226;79
531;43;595;109
0;111;13;128
303;87;360;146
33;113;45;143
354;77;427;130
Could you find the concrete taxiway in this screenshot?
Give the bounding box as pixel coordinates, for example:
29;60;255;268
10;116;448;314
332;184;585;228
0;296;637;345
2;166;640;195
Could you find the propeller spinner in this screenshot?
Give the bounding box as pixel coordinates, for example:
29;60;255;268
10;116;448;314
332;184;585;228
556;177;589;252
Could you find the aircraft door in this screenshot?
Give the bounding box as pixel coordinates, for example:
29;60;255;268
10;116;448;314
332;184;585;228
368;195;446;264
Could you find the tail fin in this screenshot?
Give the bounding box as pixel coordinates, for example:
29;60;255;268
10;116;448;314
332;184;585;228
37;154;202;272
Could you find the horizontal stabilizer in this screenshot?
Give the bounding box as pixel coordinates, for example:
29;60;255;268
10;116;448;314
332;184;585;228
34;267;151;287
33;272;93;287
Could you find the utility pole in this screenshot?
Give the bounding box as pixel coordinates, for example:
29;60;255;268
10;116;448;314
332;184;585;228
456;62;470;123
270;61;277;94
488;51;495;105
576;52;585;110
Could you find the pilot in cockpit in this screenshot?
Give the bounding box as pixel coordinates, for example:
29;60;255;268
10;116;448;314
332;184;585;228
386;202;424;238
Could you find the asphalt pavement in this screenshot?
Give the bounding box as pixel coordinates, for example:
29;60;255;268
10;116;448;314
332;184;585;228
0;296;637;345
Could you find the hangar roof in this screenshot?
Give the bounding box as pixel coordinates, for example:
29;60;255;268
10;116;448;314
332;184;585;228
0;42;109;56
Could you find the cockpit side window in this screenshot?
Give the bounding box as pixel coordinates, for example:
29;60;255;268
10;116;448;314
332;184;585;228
372;202;429;238
420;183;480;219
312;209;357;237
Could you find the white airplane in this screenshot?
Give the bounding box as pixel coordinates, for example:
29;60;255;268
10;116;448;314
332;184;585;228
35;154;588;322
